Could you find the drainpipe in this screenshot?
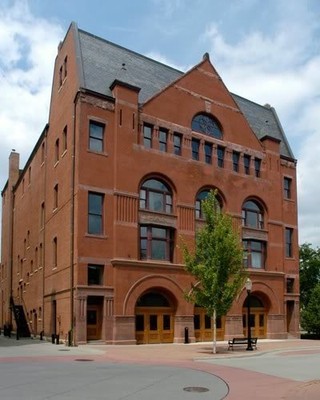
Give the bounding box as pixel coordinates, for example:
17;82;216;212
70;91;80;345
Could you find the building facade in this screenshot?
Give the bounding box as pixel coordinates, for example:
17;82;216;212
0;23;299;344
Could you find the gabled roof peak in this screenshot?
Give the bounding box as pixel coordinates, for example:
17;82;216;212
203;52;210;61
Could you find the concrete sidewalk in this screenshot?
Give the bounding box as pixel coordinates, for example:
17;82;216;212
1;335;320;399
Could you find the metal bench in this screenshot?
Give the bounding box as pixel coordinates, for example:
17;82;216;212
228;337;258;350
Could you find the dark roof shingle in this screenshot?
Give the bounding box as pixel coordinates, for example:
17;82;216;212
76;26;294;160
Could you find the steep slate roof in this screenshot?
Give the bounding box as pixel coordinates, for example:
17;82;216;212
75;25;294;160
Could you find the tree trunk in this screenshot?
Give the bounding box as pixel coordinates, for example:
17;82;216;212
212;309;217;354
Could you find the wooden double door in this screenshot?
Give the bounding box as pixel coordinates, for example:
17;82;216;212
135;308;174;344
194;307;225;341
242;308;267;338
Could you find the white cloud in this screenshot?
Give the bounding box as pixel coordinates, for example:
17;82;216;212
203;6;320;246
146;51;190;72
0;0;63;181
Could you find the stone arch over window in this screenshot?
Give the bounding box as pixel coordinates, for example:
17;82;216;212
191;113;223;139
241;199;265;229
195;188;223;219
139;177;173;213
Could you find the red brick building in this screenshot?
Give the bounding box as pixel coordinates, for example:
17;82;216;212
1;23;299;344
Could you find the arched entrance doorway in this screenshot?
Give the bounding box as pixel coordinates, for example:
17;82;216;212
242;295;267;338
135;291;175;344
194;306;225;341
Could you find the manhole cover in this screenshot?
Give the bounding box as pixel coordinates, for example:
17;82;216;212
59;349;70;351
74;359;94;362
183;387;209;393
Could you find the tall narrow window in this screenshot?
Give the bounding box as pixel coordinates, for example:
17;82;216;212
204;142;212;164
62;126;67;152
254;158;261;177
285;228;293;258
59;66;63;87
88;192;104;235
64;56;68;78
244;154;251;174
53;237;57;268
143;124;153;148
35;247;38;269
89;121;104;152
28;167;31;184
217;146;225;168
192;138;200;160
159;128;167;152
41;142;45;164
53;184;58;210
39;243;43;269
173;133;182;155
232;151;240;172
40;202;45;229
284;177;292;199
55;138;59;163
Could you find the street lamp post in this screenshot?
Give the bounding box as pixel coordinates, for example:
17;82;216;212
245;278;253;351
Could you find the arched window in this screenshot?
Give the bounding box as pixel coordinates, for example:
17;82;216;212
140;179;172;213
136;292;170;307
242;200;264;229
191;113;222;139
195;189;222;219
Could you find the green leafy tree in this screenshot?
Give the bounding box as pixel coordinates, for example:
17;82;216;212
301;283;320;334
182;190;246;353
300;243;320;308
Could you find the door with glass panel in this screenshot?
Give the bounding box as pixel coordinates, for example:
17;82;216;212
135;292;174;344
194;306;225;341
242;295;267;338
87;296;103;341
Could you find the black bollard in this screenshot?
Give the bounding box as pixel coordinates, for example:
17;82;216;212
184;327;189;344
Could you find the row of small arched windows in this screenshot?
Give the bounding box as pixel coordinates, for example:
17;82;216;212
139;178;264;229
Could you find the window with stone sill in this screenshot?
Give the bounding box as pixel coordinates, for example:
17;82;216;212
143;123;153;149
140;225;174;261
192;138;200;160
243;240;265;269
284;177;292;199
159;128;168;152
232;151;240;172
205;142;212;164
173;133;182;155
88;192;104;235
89;121;105;152
217;146;225;168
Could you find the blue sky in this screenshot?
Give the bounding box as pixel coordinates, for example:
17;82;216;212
1;0;320;246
